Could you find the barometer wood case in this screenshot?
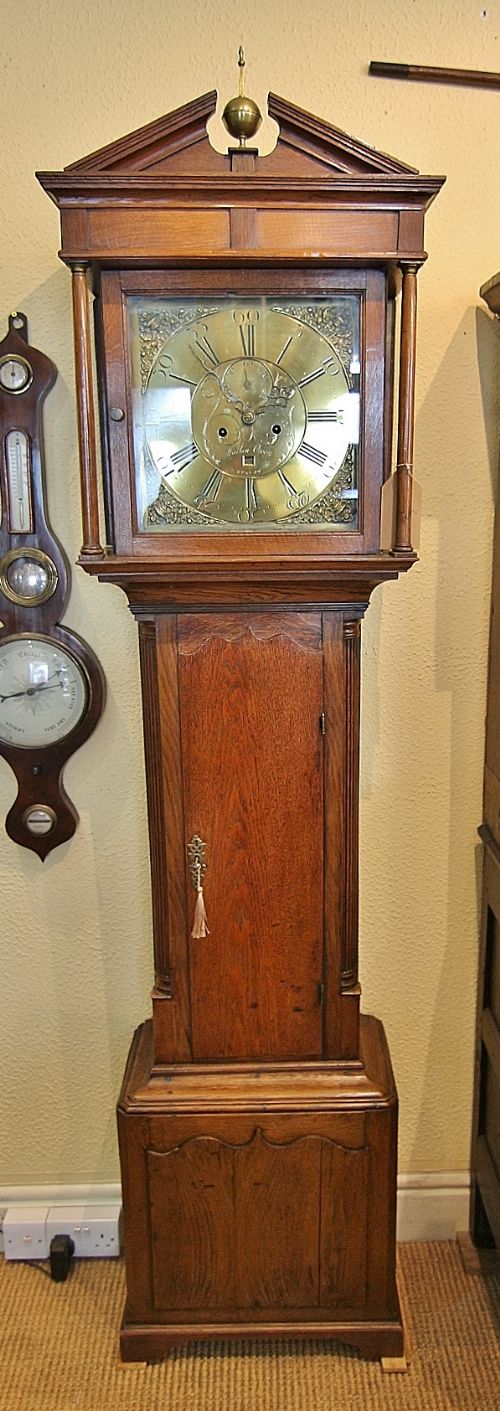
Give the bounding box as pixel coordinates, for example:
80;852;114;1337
0;312;104;857
38;85;444;1359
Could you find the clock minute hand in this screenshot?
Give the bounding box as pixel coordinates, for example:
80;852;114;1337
27;682;64;695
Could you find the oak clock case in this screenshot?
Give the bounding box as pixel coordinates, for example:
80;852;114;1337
0;312;105;858
37;87;444;1362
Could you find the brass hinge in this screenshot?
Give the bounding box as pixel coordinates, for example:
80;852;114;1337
319;712;326;736
316;981;325;1006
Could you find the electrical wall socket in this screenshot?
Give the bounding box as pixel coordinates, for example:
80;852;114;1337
2;1203;122;1260
46;1204;122;1258
3;1206;50;1260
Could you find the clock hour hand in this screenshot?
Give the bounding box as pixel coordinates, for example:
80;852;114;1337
0;688;31;703
0;676;64;703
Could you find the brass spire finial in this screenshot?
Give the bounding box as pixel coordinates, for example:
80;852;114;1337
222;47;262;147
238;45;245;95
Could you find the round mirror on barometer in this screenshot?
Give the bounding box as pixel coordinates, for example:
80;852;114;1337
5;429;33;532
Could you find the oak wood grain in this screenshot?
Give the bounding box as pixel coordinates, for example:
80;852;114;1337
138;620;170;994
322;612;346;1055
234;1130;322;1308
177;611;322;654
320;1141;369;1307
177;612;324;1060
343;621;361;990
154;615;192;1060
148;1138;234;1309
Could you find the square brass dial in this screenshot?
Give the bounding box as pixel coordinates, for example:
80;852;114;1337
127;295;361;532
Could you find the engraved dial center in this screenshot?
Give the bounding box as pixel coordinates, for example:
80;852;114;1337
191;357;306;478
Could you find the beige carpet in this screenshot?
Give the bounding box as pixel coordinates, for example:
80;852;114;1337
0;1241;498;1411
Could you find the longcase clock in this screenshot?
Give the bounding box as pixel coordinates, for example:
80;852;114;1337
38;82;444;1363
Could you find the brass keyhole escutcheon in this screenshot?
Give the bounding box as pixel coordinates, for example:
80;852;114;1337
187;834;207;891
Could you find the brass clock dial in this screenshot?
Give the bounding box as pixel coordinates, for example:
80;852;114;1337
136;302;358;527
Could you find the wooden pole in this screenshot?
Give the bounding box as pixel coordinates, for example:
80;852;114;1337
71;263;103;558
370;60;500;90
394;264;418;554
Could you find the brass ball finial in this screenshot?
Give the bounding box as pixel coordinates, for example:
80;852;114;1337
222;47;262;147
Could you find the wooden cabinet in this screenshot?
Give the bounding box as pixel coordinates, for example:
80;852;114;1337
38;84;444;1362
471;272;500;1251
118;1015;400;1354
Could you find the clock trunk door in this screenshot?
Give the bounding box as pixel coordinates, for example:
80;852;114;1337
177;612;325;1061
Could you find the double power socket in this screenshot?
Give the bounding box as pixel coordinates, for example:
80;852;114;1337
2;1204;122;1260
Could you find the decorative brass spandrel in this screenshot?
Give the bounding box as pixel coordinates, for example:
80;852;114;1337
146;483;225;527
270;301;357;374
137;306;219;390
288;448;357;525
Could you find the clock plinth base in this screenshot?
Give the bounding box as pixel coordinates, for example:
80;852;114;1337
119;1305;404;1365
117;1015;403;1364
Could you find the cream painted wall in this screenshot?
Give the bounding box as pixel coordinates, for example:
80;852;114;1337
0;0;499;1186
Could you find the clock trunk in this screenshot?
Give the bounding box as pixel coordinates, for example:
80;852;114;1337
177;612;325;1062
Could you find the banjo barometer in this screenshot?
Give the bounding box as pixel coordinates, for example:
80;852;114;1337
38;61;444;1362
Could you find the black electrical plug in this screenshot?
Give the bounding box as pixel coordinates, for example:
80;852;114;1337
49;1233;75;1282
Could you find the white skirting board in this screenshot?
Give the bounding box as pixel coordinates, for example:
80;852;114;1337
396;1171;470;1241
0;1173;469;1251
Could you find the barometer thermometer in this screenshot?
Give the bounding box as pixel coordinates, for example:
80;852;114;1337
0;311;105;857
5;429;32;532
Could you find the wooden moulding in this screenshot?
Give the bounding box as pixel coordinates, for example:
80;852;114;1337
394;263;419;554
340;619;361;1058
119;1317;404;1363
343;619;361;987
82;555;418;613
138;620;171;996
120;1012;396;1113
71;264;104;558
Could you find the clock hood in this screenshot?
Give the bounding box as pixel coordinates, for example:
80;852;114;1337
37;88;445;272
